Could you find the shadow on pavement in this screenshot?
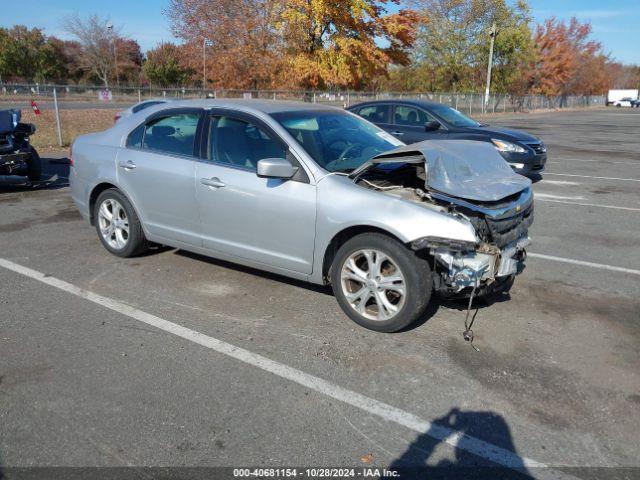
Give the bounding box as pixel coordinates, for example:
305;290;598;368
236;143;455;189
390;408;533;479
174;249;334;296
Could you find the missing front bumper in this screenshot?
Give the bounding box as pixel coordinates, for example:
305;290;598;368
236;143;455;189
433;236;530;294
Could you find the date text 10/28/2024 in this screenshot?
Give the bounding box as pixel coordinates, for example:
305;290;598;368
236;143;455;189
233;468;400;478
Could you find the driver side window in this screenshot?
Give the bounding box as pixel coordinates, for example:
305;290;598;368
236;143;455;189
394;106;436;127
209;116;287;170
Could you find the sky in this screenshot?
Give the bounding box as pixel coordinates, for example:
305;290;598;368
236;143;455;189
1;0;639;64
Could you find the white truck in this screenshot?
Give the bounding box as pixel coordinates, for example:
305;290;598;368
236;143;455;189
607;89;639;107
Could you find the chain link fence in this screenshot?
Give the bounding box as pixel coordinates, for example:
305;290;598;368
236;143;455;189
1;83;606;115
0;83;606;148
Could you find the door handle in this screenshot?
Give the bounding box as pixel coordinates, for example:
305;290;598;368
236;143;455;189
390;131;405;136
200;177;226;188
118;160;136;170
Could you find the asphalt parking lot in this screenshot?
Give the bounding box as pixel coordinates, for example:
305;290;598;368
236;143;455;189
1;108;639;478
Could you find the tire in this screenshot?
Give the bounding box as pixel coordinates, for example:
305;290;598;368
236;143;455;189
330;233;433;332
94;188;148;257
25;146;42;182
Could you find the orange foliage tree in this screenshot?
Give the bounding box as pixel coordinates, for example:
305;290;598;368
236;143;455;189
279;0;418;89
528;17;613;96
167;0;284;89
166;0;417;90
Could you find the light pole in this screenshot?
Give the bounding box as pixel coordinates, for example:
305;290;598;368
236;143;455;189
106;23;119;87
484;22;497;113
202;37;207;89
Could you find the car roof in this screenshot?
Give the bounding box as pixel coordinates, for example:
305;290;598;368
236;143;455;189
348;99;445;110
143;98;340;115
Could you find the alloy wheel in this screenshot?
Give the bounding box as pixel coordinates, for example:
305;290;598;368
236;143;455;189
97;198;130;250
340;249;406;321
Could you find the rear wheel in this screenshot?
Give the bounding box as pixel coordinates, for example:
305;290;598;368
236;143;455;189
331;233;433;332
25;146;41;182
94;188;148;257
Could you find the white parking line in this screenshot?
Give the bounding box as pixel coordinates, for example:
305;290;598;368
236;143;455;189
528;253;640;276
551;158;640;166
540;180;581;186
0;257;569;476
535;198;640;212
545;173;640;182
535;193;585;200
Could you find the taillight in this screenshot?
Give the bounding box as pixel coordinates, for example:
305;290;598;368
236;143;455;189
69;144;74;167
114;114;121;123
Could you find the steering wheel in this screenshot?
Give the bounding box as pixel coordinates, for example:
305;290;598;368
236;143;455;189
327;142;362;170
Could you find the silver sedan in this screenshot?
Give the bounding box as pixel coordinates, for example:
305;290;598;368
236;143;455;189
70;99;532;332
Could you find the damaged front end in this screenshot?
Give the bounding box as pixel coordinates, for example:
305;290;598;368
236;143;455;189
351;139;533;298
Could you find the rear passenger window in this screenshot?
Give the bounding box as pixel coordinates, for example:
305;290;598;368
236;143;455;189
126;124;144;148
143;113;200;156
357;105;391;124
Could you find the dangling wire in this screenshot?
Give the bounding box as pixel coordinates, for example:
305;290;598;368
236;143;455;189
463;277;480;352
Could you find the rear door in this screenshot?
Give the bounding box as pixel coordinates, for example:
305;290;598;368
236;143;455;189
391;105;447;144
195;110;317;274
116;108;203;246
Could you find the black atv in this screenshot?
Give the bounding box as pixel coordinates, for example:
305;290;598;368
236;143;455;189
0;109;41;186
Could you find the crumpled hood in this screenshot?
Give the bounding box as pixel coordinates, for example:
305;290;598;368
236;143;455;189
352;139;532;202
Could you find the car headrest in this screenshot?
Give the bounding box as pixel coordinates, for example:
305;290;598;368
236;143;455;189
151;125;175;137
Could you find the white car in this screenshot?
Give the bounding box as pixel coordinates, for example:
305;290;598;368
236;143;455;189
614;97;634;108
113;99;170;123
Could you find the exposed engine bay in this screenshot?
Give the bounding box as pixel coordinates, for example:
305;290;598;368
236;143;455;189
351;140;534;298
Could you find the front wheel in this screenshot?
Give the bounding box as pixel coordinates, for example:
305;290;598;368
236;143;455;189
331;233;433;332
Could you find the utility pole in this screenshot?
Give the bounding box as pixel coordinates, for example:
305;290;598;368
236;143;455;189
107;23;119;87
484;23;497;112
202;37;207;89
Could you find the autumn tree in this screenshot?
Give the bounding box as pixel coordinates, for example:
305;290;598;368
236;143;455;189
607;63;640;90
279;0;418;89
114;38;144;84
167;0;416;90
527;17;610;96
61;40;86;83
167;0;283;89
144;43;190;87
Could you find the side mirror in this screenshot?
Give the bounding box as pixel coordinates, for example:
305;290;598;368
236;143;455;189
256;157;298;179
425;120;440;132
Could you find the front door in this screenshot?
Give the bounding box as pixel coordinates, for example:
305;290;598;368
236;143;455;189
195;112;317;275
392;105;448;144
116;109;203;246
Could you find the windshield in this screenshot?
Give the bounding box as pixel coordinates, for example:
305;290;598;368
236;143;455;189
271;110;403;172
429;104;480;128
